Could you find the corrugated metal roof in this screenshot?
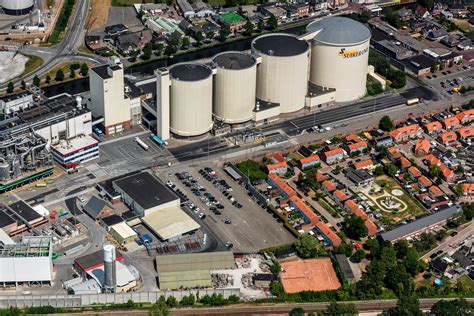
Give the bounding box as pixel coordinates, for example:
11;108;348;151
307;17;371;46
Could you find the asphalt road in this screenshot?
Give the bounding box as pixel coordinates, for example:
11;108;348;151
422;222;474;260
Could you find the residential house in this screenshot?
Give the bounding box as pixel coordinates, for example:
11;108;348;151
388;147;402;162
323;148;346;164
344;200;377;236
315;170;328;183
449;0;468;17
418;175;433;189
177;0;195;18
439;131;458;146
289;196;319;226
425;153;441;166
458;126;474;141
457;38;472;50
408;166;422;180
332;190;349;207
344;199;360;214
397;7;414;21
261;5;287;22
424;121;443;134
455;109;474;124
314;221;342;247
85;35;102;50
253;274;275;288
345;133;362;143
429;185;444;199
310;0;328;11
353;159;374;170
415;5;430;19
427;28;448;41
389;124;423;142
298;155;321;170
372;135;393;147
191;0;214;17
282;3;309;19
266;161;288;175
415;139;430;156
461;183;474;197
105;24;128;36
439;164;455;183
322;180;337;194
267;174;295;199
432;258;448;274
442;116;461;130
400;156;412;171
346;141;368;156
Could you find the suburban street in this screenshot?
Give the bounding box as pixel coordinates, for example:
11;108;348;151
422;222;474;260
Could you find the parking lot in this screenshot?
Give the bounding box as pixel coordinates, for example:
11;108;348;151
157;163;295;253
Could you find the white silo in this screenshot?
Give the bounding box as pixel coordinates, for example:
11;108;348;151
251;33;309;114
212;52;257;124
306;17;371;102
169;63;213;137
103;244;116;293
1;0;35;15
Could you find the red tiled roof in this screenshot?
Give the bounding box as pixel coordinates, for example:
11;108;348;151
400;156;412;168
364;219;378;236
268;153;285;163
418;175;433;187
324;148;345;157
353;159;373;169
267;161;288;171
290;196;319;225
443;116;460;129
439;131;457;144
347;141;368;152
389;124;420;139
388;147;402;159
456;109;474;123
429;185;444;197
268;174;296;197
315;171;328;183
345;133;362;143
353;207;368;220
439;164;454;180
300;155;320;165
461;183;474;195
424;121;443;133
322;180;337;192
333;190;349;202
344;199;360;213
425;154;441;166
458;126;474;139
415;139;430;154
315;221;342;247
408;166;422;178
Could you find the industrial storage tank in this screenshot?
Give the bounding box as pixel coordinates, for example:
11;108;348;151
169;63;213;137
212;52;257;124
251;34;309;114
306;17;371;102
103;244;116;292
1;0;34;15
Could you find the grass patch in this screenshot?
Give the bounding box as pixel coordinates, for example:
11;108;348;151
457;274;474;289
407;73;427;86
288;152;304;161
21;54;43;77
451;19;474;32
235;160;267;182
49;0;76;44
112;0;156;5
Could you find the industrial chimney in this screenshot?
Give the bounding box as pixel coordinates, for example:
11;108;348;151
103;244;116;293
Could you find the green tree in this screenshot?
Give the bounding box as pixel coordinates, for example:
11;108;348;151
383;294;423;316
7;81;14;93
55;69;65;81
462;203;473;221
45;75;51;85
379;115;394;131
453;184;464;197
257;20;265;32
165;296;178;308
373;165;385;176
267;14;277;29
21;80;26;89
180;294;195;306
326;302;358;315
289;307;304;316
69;67;76;78
344;215;368;240
150;299;169;316
294;234;324;258
430;299;471;315
181;36;191;47
33;75;41;87
418;0;433;9
244;20;254;35
403;248;421;276
219;25;230;41
388;70;406;89
351;249;366;263
383;8;403;29
429;164;441;177
385;163;398;177
206;31;214;40
80;63;89;76
430;63;437;73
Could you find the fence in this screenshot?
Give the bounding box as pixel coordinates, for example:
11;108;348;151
0;288;240;309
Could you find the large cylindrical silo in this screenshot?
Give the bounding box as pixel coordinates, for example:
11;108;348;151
169;63;213;137
307;17;371;103
251;34;309;114
1;0;35;15
212;52;257;124
103;244;116;292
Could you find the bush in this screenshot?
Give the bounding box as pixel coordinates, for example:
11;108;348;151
366;75;383;96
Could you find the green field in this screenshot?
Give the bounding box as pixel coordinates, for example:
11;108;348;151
219;12;246;25
235;160;266;182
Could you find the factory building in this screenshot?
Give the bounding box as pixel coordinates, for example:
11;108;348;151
51;135;99;171
89;58;132;135
251;33;309;114
0;92;33;114
0;201;48;236
0;236;52;287
0;0;34;15
306;17;371;102
0;93;94;192
212;52;257;124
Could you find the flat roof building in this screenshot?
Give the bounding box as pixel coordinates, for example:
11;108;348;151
142;206;200;241
113;172;179;216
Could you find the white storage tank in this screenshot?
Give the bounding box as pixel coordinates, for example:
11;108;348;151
307;17;371;102
212;52;257;124
251;33;309;114
1;0;34;15
169;63;213;137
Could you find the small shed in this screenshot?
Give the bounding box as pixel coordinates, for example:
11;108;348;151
82;196;114;220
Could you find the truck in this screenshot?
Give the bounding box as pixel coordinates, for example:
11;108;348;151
135;137;149;151
406;98;420;106
150;134;168;146
137;233;153;245
93;127;103;137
